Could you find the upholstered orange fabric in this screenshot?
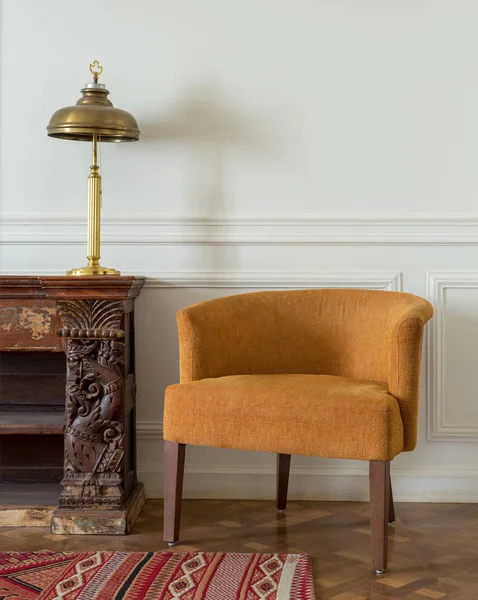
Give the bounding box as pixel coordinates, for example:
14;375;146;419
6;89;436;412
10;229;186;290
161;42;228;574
165;374;404;460
163;289;433;459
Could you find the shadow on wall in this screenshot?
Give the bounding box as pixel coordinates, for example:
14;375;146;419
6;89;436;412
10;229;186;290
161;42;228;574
139;84;280;274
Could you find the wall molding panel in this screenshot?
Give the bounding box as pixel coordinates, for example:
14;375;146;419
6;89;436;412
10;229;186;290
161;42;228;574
141;271;402;291
427;272;478;441
2;266;470;500
5;213;478;245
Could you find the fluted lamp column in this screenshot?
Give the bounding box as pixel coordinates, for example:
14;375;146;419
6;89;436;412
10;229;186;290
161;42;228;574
47;61;140;276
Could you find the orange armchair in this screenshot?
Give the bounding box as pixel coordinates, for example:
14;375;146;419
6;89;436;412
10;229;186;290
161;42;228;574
163;289;433;573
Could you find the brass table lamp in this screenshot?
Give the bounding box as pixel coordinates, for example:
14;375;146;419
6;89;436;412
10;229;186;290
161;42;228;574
47;61;140;276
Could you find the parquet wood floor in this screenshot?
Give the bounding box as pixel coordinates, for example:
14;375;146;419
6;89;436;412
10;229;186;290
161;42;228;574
0;499;477;599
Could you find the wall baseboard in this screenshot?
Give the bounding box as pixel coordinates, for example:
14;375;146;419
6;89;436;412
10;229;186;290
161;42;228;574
136;423;478;503
137;464;478;503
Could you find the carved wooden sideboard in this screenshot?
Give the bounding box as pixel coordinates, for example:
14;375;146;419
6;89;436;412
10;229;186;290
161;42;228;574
0;276;145;534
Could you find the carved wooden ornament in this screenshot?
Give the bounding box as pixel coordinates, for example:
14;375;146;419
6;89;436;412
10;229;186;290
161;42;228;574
57;300;126;509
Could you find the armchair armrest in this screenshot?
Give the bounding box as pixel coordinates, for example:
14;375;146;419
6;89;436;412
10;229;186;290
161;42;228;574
176;292;274;382
387;299;433;451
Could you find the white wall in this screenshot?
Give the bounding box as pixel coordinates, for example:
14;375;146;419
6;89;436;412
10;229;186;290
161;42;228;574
2;0;478;501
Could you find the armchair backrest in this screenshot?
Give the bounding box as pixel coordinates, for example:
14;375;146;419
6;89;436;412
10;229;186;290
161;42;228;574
177;288;432;383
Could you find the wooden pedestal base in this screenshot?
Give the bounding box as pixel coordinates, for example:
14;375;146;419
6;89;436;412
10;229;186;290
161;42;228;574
50;483;146;536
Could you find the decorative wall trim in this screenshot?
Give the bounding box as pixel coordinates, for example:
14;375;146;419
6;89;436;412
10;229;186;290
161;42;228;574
0;270;403;292
427;272;478;441
138;468;478;502
141;271;402;291
4;213;478;245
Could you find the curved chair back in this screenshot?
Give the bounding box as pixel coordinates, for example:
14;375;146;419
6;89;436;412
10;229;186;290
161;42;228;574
177;288;429;381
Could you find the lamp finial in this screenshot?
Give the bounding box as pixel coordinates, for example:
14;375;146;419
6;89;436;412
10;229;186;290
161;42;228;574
89;60;103;82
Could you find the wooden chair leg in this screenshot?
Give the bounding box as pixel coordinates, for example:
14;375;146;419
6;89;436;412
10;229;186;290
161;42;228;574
276;453;291;511
369;460;390;574
389;479;395;525
163;441;186;545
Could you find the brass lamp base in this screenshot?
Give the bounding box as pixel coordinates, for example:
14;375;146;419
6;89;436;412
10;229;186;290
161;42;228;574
67;265;121;276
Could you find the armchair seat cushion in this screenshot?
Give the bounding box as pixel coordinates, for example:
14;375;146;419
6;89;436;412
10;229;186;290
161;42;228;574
164;374;404;461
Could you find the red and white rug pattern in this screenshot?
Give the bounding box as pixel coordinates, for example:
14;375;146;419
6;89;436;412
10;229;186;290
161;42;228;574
0;550;316;599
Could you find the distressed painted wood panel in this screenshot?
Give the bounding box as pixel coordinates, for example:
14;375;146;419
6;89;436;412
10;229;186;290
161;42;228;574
0;299;61;351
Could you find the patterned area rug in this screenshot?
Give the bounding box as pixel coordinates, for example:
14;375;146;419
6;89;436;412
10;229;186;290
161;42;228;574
0;550;315;599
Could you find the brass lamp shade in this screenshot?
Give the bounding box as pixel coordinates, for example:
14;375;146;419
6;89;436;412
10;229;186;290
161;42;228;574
47;61;139;276
47;85;139;142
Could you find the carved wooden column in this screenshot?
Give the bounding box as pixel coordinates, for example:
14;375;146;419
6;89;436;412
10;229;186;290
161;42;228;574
44;277;145;535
